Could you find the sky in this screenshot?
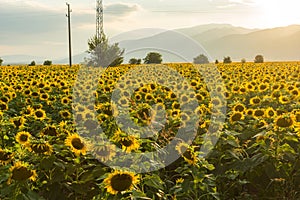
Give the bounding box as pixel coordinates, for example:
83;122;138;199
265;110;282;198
0;0;300;60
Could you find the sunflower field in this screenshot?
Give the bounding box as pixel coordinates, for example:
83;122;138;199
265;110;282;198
0;62;300;199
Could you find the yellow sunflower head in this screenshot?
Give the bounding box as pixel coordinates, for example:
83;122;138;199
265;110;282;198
34;108;47;120
65;134;87;156
8;161;37;184
16;131;31;146
274;114;296;130
229;111;244;124
104;170;139;195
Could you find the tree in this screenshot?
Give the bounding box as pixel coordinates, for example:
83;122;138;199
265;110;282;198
193;54;209;64
143;52;162;64
0;58;3;66
215;59;219;64
86;34;124;67
241;58;246;63
223;56;232;64
254;55;264;63
129;58;141;65
43;60;52;66
29;61;36;66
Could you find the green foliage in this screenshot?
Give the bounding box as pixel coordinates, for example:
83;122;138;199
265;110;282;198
254;55;264;63
43;60;52;66
0;58;3;66
223;56;232;63
129;58;141;65
215;59;219;64
29;61;36;66
193;54;209;64
86;34;124;67
143;52;162;64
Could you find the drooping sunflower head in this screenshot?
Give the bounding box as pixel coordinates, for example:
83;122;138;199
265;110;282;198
175;142;198;165
16;131;31;146
41;125;59;137
10;116;26;129
0;149;14;165
65;134;87;156
104;170;139;195
91;144;116;162
29;140;53;155
8;161;37;184
274;114;296;130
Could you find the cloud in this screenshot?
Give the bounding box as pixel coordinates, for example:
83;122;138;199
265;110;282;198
104;3;141;17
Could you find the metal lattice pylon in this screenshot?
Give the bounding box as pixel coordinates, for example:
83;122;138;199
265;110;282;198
96;0;104;40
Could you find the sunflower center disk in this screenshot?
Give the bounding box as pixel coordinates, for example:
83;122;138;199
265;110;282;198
110;174;133;192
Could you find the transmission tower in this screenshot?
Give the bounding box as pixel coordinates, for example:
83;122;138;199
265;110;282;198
96;0;104;40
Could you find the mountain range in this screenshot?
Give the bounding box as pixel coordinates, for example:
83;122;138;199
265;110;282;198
2;23;300;64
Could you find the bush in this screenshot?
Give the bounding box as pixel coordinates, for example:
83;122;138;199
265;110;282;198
241;58;246;63
29;61;36;66
143;52;162;64
0;58;3;66
223;56;232;63
254;55;264;63
129;58;141;65
193;54;209;64
43;60;52;66
215;59;219;64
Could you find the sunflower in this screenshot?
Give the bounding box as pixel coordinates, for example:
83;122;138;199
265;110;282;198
274;114;296;130
41;125;59;137
175;142;198;165
0;149;13;165
39;93;49;101
22;105;34;116
29;141;53;155
278;95;290;104
91;144;116;162
10;116;26;129
60;110;71;119
233;103;246;113
0;101;8;111
65;134;87;156
33;109;47;120
112;129;140;153
119;135;140;153
16;131;31;146
61;96;70;105
265;107;277;119
8;161;37;184
104;170;139;195
253;109;265;119
249;96;261;105
229;111;244;124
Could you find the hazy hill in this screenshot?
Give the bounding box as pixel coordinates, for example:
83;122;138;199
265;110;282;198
118;24;300;62
2;24;300;64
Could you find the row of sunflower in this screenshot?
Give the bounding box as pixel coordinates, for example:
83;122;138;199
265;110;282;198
0;62;299;199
